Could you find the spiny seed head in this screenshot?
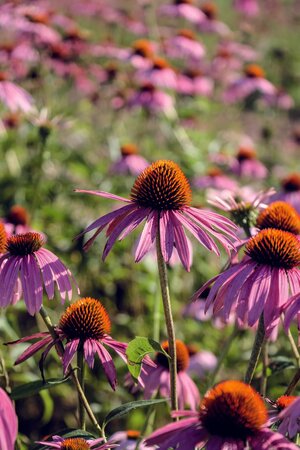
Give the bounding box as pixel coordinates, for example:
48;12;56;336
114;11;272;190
200;380;267;439
0;223;7;254
178;29;196;40
245;64;265;78
282;173;300;192
6;205;29;226
156;340;190;372
60;438;90;450
236;147;257;162
121;143;138;156
132;40;154;59
230;203;258;230
245;229;300;270
201;2;218;19
127;430;141;440
131;160;192;210
276;395;297;411
256;201;300;234
152;57;171;70
59;298;111;341
6;232;43;256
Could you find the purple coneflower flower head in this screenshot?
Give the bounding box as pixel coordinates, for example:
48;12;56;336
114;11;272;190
197;3;231;36
267;395;298;422
277;396;300;439
233;0;259;16
145;380;299;450
128;84;175;116
110;143;149;176
269;173;300;214
223;64;277;103
76;160;238;271
193;228;300;337
159;0;206;24
0;387;18;450
138;339;201;410
0;232;78;315
165;29;206;61
256;201;300;235
136;57;177;90
37;435;117;450
186;344;218;379
230;147;268;179
193;167;238;191
3;205;31;236
11;297;128;390
110;430;154;450
176;69;214;97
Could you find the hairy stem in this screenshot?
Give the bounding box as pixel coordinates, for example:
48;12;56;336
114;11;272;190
156;229;178;413
260;341;269;396
77;346;86;430
39;306;104;437
244;314;266;384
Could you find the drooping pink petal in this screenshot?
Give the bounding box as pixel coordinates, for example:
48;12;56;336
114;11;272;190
63;339;80;373
0;388;18;450
14;335;53;365
159;210;174;262
135;211;158;262
75;189;132;203
171;214;192;271
0;257;21;307
101;335;127;363
94;341;117;390
83;338;97;368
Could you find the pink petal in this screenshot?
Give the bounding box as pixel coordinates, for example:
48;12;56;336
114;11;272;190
135;211;158;262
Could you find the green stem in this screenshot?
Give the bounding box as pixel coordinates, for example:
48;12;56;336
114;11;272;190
244;314;266;384
260;341;268;396
77;346;86;430
39;306;103;436
205;324;239;390
153;281;161;342
156;229;178;413
281;314;300;368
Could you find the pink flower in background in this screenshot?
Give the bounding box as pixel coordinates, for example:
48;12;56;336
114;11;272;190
37;435;117;450
9;297;129;390
165;30;206;61
110;431;154;450
193;167;237;191
186;344;218;379
230;147;268;179
193;228;300;337
2;205;31;236
145;380;298;450
128;84;175;115
223;64;276;103
233;0;259;16
269;173;300;213
176;69;214;97
0;388;18;450
136;57;177;90
76;160;238;271
111;143;149;176
138;340;201;410
0;232;78;315
277;397;300;439
0;72;34;113
197;3;231;36
159;0;206;24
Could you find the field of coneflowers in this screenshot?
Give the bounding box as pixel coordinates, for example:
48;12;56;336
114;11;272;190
1;1;300;449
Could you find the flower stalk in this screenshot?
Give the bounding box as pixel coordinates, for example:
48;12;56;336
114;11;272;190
77;345;86;430
244;314;265;384
156;226;178;413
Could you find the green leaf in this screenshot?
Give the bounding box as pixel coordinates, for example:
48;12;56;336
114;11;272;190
10;377;69;400
126;336;169;381
103;398;167;427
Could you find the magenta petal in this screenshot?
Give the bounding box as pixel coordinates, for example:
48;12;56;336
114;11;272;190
284;293;300;332
63;339;80;373
83;339;96;368
19;256;41;315
102;208;147;260
171;213;191;271
135;211;158;262
14;335;53;365
0;257;21;307
94;341;117;390
101;335;127;363
34;249;55;299
0;388;18;450
75;189;132;203
160;211;174;262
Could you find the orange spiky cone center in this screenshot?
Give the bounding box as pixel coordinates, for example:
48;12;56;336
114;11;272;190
256;201;300;235
7;232;43;256
156;340;190;372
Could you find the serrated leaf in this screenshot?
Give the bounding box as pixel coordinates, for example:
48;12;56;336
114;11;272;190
126;336;169;381
10;377;69;400
103;398;167;428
